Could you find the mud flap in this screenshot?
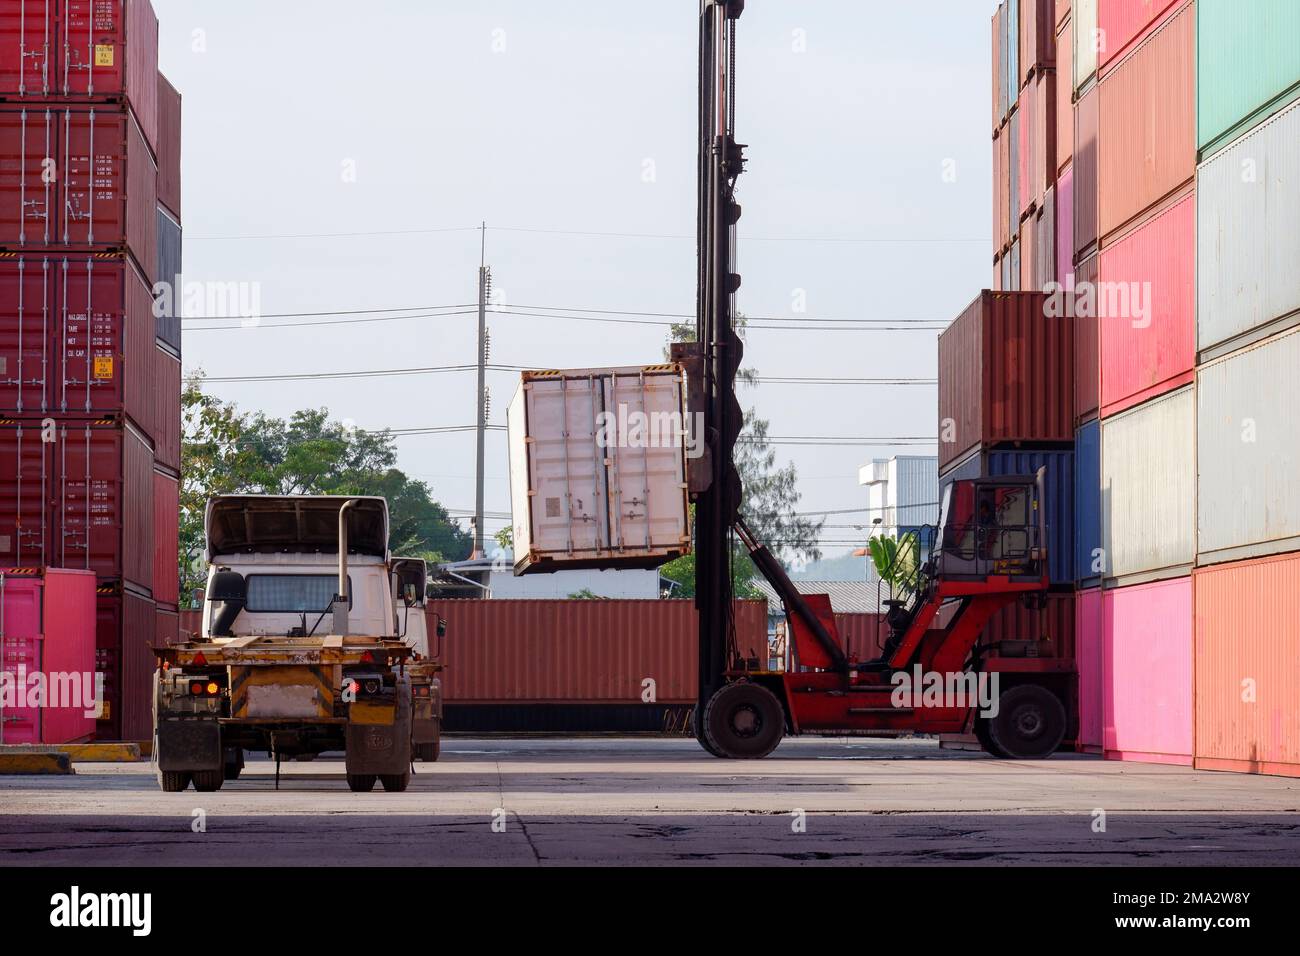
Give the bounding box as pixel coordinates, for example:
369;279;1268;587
157;719;222;772
344;680;412;776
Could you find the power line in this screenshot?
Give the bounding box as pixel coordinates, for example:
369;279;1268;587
184;309;479;331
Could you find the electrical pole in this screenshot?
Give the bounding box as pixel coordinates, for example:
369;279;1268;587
475;223;489;558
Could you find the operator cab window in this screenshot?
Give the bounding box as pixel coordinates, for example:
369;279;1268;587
245;574;352;613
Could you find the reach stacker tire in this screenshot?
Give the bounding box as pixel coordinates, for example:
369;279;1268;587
702;682;785;759
416;740;440;762
379;771;410;792
984;684;1066;759
159;770;191;793
347;774;377;792
192;769;225;792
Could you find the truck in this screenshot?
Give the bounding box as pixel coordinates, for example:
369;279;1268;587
152;495;445;792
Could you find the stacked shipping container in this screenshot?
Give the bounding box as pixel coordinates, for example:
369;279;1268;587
983;2;1300;775
1191;1;1300;778
0;0;180;740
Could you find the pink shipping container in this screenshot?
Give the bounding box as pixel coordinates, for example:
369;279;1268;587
428;599;767;703
1055;0;1071;29
0;254;155;424
1032;70;1056;206
1098;188;1195;417
1096;1;1194;241
992;134;1003;255
0;105;158;283
1194;552;1300;778
0;0;160;152
1056;18;1073;172
1097;0;1183;69
156;71;180;220
1073;83;1099;257
1018;86;1033;220
0;568;97;745
0;416;153;583
151;465;176;605
151;343;180;471
1020;215;1035;290
1035;187;1055;289
937;290;1074;471
997;130;1010;250
1102;575;1193;765
1056;163;1074;286
94;586;153;741
1073;251;1100;422
1075;586;1104;752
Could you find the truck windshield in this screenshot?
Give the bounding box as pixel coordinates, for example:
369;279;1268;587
245;575;351;613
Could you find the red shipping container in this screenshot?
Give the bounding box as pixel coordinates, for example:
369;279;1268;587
937;290;1074;471
0;416;153;583
1096;2;1194;241
156;71;180;220
152;343;180;471
981;590;1076;662
1194;552;1300;778
1075;586;1103;752
151;465;176;605
93;585;153;740
0;105;157;282
154;603;177;646
428;599;767;703
1073;251;1100;422
1097;0;1183;69
1056;18;1073;172
0;253;154;425
0;569;97;744
178;606;198;640
1020;0;1056;83
1102;575;1193;765
1073;83;1099;257
0;1;159;152
1098;189;1195;417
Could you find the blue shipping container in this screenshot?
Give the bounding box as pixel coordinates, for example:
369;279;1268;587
939;447;1075;586
1073;420;1101;586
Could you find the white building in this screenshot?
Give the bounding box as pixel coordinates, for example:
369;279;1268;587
858;455;940;540
430;556;661;599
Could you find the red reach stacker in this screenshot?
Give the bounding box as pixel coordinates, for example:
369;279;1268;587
682;1;1071;760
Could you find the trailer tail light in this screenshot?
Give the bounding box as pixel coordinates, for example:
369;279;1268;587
187;680;223;697
414;686;430;697
360;651;375;663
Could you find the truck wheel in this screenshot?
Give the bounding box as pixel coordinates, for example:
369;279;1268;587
985;685;1066;759
702;682;785;759
158;770;191;793
416;740;440;762
379;771;410;793
347;774;377;792
973;716;1007;757
192;769;225;792
223;748;245;780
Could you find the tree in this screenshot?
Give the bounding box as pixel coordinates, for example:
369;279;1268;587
657;319;823;595
179;375;472;602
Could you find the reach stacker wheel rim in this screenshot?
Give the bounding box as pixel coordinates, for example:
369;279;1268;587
702;682;785;759
985;684;1066;759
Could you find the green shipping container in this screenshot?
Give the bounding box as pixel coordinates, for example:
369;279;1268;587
1198;0;1300;156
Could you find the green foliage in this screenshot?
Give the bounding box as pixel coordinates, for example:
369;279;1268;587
494;525;513;551
179;374;471;602
869;531;921;596
566;588;602;600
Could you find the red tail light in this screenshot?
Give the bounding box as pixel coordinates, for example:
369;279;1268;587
360;651;375;663
190;681;204;695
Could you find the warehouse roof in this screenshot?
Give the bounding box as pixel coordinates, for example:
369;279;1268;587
750;579;885;615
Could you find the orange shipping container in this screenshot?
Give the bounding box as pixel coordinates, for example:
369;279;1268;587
1194;553;1300;778
937;291;1074;471
1096;1;1194;241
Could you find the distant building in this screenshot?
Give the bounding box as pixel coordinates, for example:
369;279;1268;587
428;556;662;600
858;454;940;541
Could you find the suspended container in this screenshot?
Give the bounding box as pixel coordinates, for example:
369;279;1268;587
507;365;691;575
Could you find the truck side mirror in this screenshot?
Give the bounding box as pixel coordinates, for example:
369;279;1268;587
208;570;247;637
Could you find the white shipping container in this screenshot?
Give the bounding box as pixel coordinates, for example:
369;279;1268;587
1101;385;1195;581
1197;326;1300;564
1073;0;1098;91
507;365;691;575
1197;98;1300;356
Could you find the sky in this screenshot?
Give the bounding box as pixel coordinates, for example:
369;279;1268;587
158;0;998;555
